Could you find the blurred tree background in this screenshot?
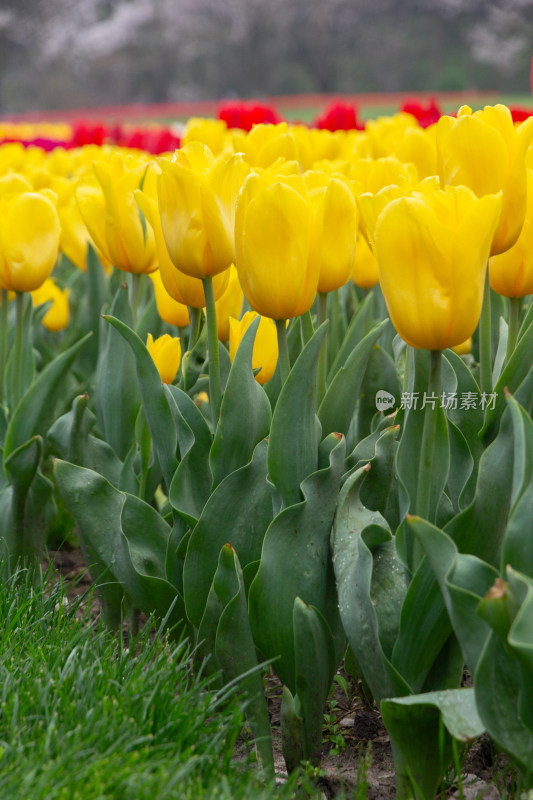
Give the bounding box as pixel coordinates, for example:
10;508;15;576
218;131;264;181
0;0;532;112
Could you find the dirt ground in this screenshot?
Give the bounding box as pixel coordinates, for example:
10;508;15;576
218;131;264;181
46;546;510;800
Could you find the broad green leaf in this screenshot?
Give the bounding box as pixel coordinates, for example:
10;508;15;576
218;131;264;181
249;436;346;691
391;555;453;694
54;460;187;634
215;544;274;777
331;465;409;704
475;630;533;776
356;344;401;443
280;687;303;774
327;290;377;381
5;293;34;415
395;348;449;530
47;394;126;489
506;568;533;734
95;286;140;461
442;349;484;479
318;319;388;440
293;599;337;765
444;403;515;565
167;385;213;526
4;333;91;459
360;425;401;532
210;317;271;488
104;313;178;486
267;324;326;509
480;317;533;442
446;420;474;514
382;689;484;800
183;440;271;627
411;516;498;675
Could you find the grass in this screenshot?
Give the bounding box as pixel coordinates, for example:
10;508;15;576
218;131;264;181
0;567;320;799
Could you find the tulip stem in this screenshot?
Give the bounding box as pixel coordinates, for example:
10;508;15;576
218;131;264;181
202;276;221;427
129;273;142;325
479;269;492;395
416;349;442;523
0;289;8;406
188;307;202;349
318;291;328;328
317;292;329;400
13;291;25;410
275;319;290;385
301;310;314;344
505;297;520;365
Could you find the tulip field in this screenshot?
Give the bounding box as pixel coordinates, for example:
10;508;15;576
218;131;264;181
1;96;533;799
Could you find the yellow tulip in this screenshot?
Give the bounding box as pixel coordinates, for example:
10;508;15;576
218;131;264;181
305;173;358;294
229;311;278;384
214;265;244;341
437;104;533;255
135;188;229;308
373;184;502;350
149;269;190;328
146;333;181;384
0;190;60;292
76;154;158;274
352;232;379;289
31;278;70;331
489;168;533;297
232;123;299;169
235;173;316;320
157;143;250;280
181;117;230;156
347;156;418;194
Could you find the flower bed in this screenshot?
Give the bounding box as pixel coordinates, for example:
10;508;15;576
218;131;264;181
1;99;533;799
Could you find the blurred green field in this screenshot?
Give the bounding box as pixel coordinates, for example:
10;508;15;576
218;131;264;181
280;94;533;124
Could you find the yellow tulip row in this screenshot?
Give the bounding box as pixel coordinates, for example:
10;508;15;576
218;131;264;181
1;104;533;381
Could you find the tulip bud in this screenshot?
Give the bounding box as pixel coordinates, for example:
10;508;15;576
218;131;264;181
229;311;278;384
146;333;181;384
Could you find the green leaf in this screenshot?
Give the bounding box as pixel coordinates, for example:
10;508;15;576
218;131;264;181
214;544;274;777
359;424;401;532
502;395;533;579
249;436;346;691
475;628;533;776
442;349;484;477
382;689;484;800
4;332;91;460
47;394;126;489
331;465;409;704
210;317;271;488
75;243;109;375
95;286;140;461
280;687;303;773
411;516;498;676
267;324;326;509
167;386;213;526
446;420;474;514
356;344;401;443
293;599;337;765
5;293;34;414
444;403;515;566
183;439;272;627
104;313;178;487
391;554;454;694
480;316;533;442
318;319;388;440
54;460;187;634
327;290;377;381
